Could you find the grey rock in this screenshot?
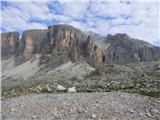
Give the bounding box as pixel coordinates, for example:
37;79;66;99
1;25;160;67
19;29;47;60
104;33;160;64
2;92;160;120
41;25;103;67
1;32;19;59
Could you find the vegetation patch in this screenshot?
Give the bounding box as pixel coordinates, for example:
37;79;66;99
139;90;160;97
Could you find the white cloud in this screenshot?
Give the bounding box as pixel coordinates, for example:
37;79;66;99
1;0;159;46
1;2;51;31
88;1;159;45
60;1;89;19
94;20;110;35
90;1;133;18
11;2;54;20
111;17;126;25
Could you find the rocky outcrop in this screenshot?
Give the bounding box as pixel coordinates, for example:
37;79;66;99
104;33;160;64
19;29;47;60
40;25;103;67
85;35;102;66
40;25;87;67
0;32;19;59
1;25;160;66
0;25;103;67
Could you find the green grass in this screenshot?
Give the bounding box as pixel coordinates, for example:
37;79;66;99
124;88;160;98
129;76;144;84
105;64;114;68
139;90;160;97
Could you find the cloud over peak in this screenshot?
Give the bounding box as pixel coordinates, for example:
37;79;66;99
1;0;160;46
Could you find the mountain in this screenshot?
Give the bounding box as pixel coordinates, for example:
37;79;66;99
103;33;160;64
89;32;160;64
1;24;160;120
1;24;160;67
1;24;102;67
1;24;160;92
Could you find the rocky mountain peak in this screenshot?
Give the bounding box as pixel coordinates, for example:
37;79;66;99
1;24;103;67
106;33;130;41
114;33;130;39
1;24;160;66
104;33;160;64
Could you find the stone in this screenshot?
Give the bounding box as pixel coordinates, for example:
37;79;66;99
32;115;38;119
10;107;17;112
46;85;51;92
57;85;66;91
91;114;97;118
36;85;43;91
67;87;76;93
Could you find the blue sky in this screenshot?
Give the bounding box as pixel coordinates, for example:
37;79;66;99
0;0;160;46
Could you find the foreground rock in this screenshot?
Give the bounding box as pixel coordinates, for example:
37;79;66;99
2;92;160;120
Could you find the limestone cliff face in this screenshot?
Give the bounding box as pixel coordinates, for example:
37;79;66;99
40;25;103;67
0;32;19;59
1;25;160;66
19;29;47;60
85;35;102;66
2;25;103;67
104;33;160;64
47;25;85;48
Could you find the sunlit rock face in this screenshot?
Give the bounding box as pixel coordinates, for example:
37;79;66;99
85;35;103;66
40;25;103;67
0;25;103;67
1;25;160;67
0;32;19;59
19;29;47;60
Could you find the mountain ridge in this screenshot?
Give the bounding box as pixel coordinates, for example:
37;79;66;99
1;24;160;66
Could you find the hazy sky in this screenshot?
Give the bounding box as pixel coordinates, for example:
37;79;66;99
1;0;160;46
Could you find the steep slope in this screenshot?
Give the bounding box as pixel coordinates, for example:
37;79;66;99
0;25;103;68
40;24;102;67
1;25;160;66
34;60;95;81
18;29;47;60
104;33;160;64
90;32;160;64
0;32;19;59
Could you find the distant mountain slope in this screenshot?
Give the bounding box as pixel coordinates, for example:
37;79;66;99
89;32;160;64
104;33;160;64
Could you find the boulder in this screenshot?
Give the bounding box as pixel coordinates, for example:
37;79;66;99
67;87;76;93
57;85;66;91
